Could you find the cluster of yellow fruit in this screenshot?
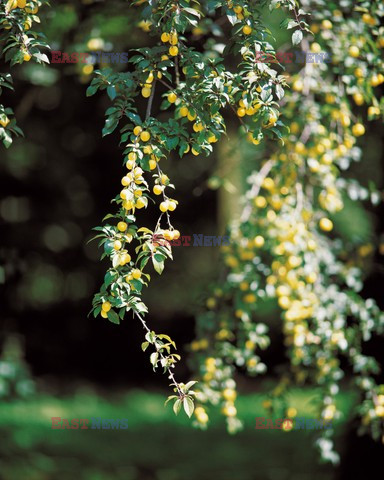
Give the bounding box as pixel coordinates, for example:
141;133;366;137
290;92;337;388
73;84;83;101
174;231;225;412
227;3;253;34
140;69;163;98
3;0;40;60
160;30;179;57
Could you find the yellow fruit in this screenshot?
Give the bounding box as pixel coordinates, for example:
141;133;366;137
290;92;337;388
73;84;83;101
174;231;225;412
340;113;350;127
133;126;142;136
149;159;157;170
187;111;196;121
222;404;237;417
322;19;332;29
348;46;360;58
375;405;384;417
354;68;364;78
23;52;32;62
121;176;131;186
102;301;111;312
180;106;189;117
0;117;10;128
191;148;199;156
254;235;265;247
142;87;152;98
17;0;26;7
223;388;237;402
161;55;169;61
233;5;242;13
136;197;147;209
140;131;150;142
153;185;164;195
160;201;169;212
169;33;178;45
287;407;297;418
255;196;267;208
353;93;364;106
243;25;252;35
319;217;333;232
278;296;290;309
237;107;246;117
368;106;380;116
208;134;217;143
169;46;179;56
173;230;180;240
161;32;170;43
293;79;303;92
168;92;177;103
114;240;122;250
352;123;365;136
132;269;141;280
119;252;131;265
101;310;108;318
193;122;204;132
160;174;169;185
117;221;128;232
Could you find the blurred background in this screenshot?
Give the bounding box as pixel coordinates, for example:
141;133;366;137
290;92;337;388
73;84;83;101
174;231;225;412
0;1;383;479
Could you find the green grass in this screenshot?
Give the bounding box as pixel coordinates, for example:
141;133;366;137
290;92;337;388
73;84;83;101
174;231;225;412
0;385;357;480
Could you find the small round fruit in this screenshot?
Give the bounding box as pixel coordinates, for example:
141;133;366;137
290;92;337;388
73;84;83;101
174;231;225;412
180;106;189;117
254;235;265;247
132;269;142;280
101;310;108;318
140;131;151;142
243;25;252;35
136;197;147;209
149;159;157;170
160;201;169;212
128;151;137;162
117;221;128;232
0;117;10;128
168;92;177;103
142;87;152;98
102;301;111;312
352;123;365;136
169;46;179;56
161;32;170;42
168;201;177;211
114;240;122;250
133;126;142;136
319;217;333;232
23;52;32;62
348;46;360;58
153;185;164;195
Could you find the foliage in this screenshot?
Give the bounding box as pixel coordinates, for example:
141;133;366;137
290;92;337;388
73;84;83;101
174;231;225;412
188;0;384;464
89;0;312;419
0;0;50;147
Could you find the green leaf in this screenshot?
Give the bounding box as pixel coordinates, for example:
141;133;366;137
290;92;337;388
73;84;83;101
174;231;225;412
173;398;182;415
183;396;194;418
184;380;198;392
292;30;303;46
150;352;159;367
152;255;164;275
141;341;149;352
107;309;120;325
